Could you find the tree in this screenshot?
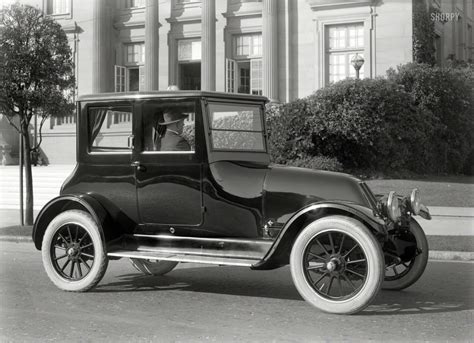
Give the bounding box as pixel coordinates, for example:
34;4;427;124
0;4;75;225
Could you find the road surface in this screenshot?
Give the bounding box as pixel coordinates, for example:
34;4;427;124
1;241;473;342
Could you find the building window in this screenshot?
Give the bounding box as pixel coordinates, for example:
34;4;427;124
125;43;145;65
47;0;71;15
115;43;145;92
234;33;262;58
126;0;145;8
326;24;364;83
176;38;201;90
178;39;201;61
226;33;262;95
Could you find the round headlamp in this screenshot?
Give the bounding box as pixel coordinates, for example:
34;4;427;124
410;188;421;215
387;191;401;222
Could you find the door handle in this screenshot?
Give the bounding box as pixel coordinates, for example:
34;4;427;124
131;161;146;172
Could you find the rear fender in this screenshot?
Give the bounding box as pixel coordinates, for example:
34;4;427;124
32;194;109;250
252;202;387;270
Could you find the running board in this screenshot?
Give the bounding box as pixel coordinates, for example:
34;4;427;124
107;250;258;267
106;234;273;267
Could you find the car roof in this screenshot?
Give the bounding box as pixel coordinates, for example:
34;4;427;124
78;91;269;103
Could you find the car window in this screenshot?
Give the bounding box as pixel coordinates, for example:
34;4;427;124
88;106;133;152
142;101;195;154
207;103;265;152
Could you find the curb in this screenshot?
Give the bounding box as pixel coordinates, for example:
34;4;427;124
1;236;472;262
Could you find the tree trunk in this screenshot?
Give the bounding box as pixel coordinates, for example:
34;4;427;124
22;122;34;225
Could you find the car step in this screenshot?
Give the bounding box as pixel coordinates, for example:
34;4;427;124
107;234;273;267
107;249;259;267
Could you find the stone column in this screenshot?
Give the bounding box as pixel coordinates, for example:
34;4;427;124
201;0;216;91
92;0;109;93
262;0;278;101
144;0;159;91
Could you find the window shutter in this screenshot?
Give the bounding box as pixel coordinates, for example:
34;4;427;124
225;58;237;93
114;65;126;92
139;66;145;91
250;59;263;95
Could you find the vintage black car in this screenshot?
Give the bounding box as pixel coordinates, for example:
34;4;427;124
33;91;431;314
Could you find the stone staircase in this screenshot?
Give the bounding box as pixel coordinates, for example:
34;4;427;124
0;165;75;210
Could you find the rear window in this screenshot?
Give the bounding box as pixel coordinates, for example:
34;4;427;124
88;106;133;152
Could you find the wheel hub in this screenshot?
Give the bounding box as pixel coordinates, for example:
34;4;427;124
67;244;81;259
326;256;345;273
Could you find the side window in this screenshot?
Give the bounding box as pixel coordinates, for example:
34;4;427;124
142;101;196;153
88;106;133;152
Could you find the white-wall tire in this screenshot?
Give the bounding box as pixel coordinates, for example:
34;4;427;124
290;215;384;314
383;218;429;290
41;210;108;292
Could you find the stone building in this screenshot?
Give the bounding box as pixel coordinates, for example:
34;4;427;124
0;0;473;164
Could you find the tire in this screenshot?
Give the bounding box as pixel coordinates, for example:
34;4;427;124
41;210;108;292
129;258;178;276
382;218;429;290
290;215;384;315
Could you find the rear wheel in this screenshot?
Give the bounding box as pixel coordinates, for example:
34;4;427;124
290;215;384;314
383;219;429;290
41;210;108;292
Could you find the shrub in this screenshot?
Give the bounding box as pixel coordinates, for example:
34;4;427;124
285;155;343;172
266;100;312;164
305;78;432;173
387;63;474;173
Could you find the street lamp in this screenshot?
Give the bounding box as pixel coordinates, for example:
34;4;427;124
351;53;365;79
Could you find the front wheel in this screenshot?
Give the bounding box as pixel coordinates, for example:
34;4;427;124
383;218;429;290
41;210;108;292
290;215;384;315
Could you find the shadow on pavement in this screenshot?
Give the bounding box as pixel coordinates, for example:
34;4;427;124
94;261;474;315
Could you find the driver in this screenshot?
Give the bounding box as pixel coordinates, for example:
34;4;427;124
159;109;191;151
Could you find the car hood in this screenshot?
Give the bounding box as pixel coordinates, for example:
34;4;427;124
263;164;372;225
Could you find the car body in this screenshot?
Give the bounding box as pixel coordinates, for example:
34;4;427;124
33;91;431;314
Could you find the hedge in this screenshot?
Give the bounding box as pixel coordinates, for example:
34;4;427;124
267;63;474;175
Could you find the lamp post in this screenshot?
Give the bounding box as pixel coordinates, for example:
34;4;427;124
351;53;365;79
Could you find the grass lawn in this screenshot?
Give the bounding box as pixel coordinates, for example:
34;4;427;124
366;176;474;207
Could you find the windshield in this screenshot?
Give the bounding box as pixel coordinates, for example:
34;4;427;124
207;102;266;152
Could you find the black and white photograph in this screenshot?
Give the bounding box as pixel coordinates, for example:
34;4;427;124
0;0;473;341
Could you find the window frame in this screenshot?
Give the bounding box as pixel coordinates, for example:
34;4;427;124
125;0;146;8
314;13;373;89
325;23;365;84
136;98;203;164
206;101;267;153
78;100;136;165
44;0;72;19
233;33;263;60
202;99;270;164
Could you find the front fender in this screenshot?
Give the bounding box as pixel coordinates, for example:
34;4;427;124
32;194;108;250
252;201;387;270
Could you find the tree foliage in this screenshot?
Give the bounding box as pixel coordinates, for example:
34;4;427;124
0;4;75;224
0;4;75;138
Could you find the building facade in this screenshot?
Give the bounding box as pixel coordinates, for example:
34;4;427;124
0;0;473;164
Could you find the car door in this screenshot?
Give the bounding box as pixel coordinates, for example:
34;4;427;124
133;98;204;235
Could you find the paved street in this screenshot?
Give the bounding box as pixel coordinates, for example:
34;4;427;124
0;242;473;342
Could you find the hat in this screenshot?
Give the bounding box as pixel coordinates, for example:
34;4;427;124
158;109;188;125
